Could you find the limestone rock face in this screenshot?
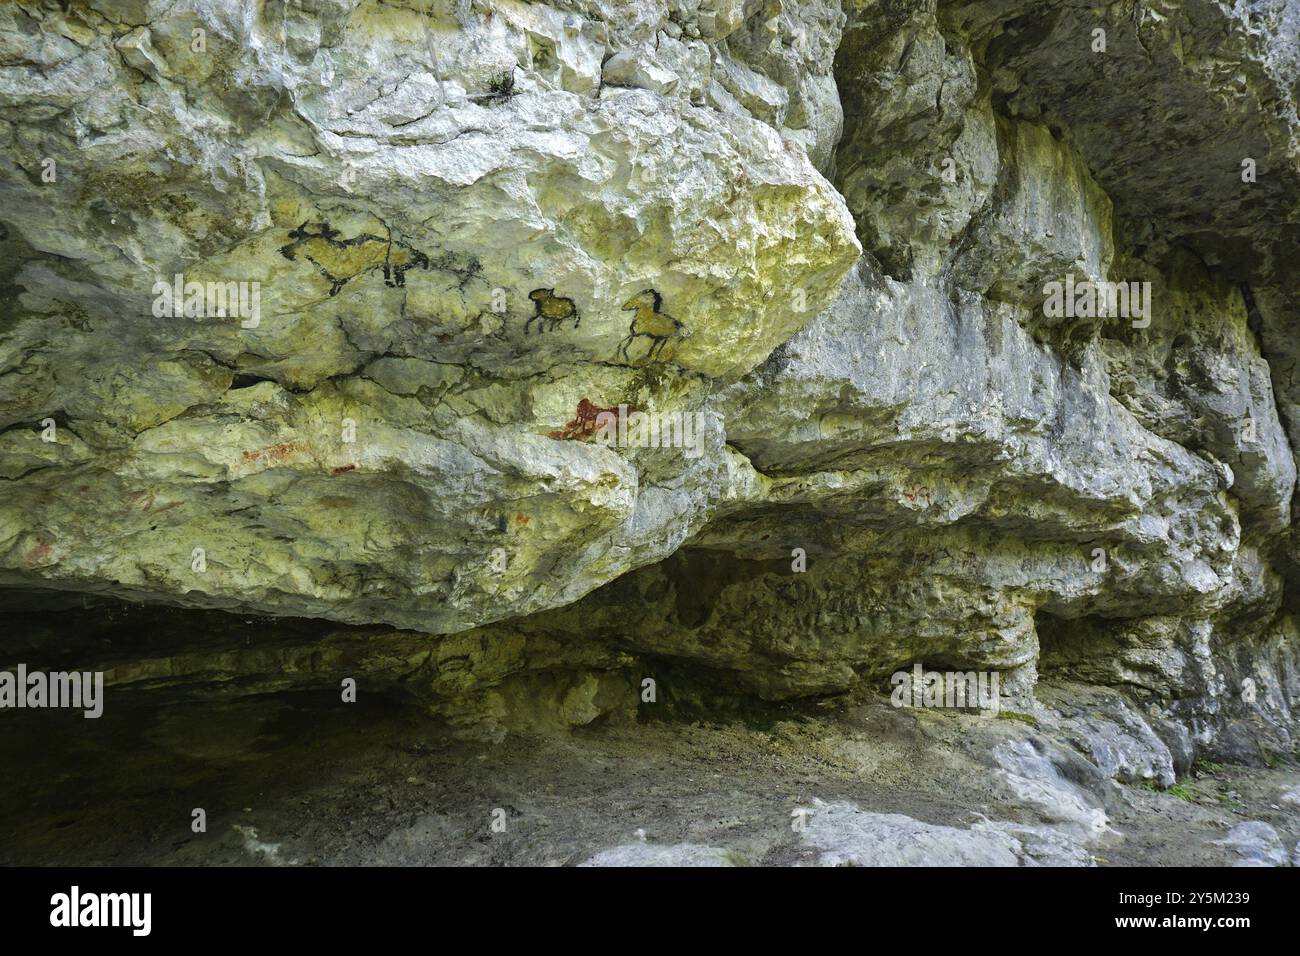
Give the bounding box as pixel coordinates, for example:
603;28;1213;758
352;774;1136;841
0;0;859;631
1;0;1299;761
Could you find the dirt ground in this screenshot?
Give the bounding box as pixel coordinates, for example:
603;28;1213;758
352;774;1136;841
2;687;1297;866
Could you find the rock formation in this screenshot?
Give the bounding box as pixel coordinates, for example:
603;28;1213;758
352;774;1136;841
1;0;1298;865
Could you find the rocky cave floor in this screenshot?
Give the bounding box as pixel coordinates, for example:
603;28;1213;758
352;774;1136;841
3;607;1298;868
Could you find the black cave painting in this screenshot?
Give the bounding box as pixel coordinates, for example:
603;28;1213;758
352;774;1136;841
525;288;581;334
618;289;686;362
279;222;430;296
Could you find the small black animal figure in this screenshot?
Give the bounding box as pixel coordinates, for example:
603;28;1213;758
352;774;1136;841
526;288;581;334
279;222;430;296
617;289;686;362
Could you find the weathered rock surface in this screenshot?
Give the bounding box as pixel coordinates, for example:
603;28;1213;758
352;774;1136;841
1215;820;1290;866
0;0;859;633
1;0;1299;810
795;799;1095;866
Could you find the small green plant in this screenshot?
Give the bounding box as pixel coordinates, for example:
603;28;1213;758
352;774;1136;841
477;69;517;105
996;710;1039;728
1137;779;1198;801
1194;758;1224;775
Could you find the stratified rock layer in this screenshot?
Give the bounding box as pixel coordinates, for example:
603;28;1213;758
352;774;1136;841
1;0;1298;763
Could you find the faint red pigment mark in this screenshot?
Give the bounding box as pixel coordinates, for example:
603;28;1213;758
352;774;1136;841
241;441;307;466
332;464;356;475
125;489;156;511
548;398;625;441
22;538;53;569
902;484;933;509
515;512;529;526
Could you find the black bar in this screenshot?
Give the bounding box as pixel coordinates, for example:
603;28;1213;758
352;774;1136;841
0;866;1286;941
